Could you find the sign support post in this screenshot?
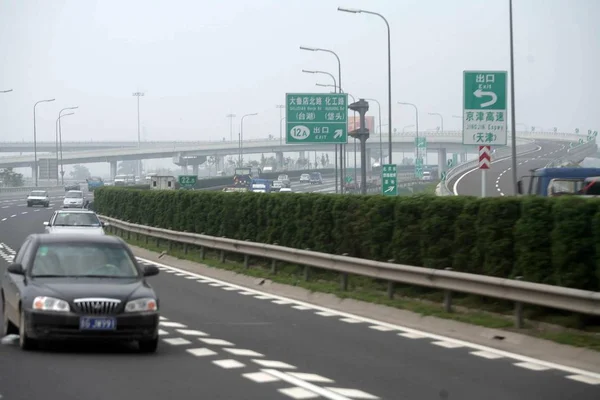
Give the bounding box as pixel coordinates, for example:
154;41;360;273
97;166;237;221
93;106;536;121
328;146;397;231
479;145;491;197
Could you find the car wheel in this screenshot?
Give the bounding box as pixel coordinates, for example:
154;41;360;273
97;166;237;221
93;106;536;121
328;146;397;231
19;308;37;351
2;296;18;336
138;337;158;353
27;203;31;207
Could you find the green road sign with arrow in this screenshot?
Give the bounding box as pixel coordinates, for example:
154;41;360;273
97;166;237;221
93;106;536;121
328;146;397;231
381;164;397;196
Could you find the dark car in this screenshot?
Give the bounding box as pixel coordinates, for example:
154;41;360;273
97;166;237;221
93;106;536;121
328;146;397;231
310;172;323;184
64;183;79;191
1;234;160;352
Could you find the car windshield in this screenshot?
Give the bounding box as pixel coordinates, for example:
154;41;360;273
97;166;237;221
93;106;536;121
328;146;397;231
278;175;288;180
53;212;101;227
31;243;139;278
301;174;310;178
30;191;46;196
65;192;83;198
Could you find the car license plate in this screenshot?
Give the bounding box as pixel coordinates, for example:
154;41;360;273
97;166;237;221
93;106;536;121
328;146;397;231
79;317;116;330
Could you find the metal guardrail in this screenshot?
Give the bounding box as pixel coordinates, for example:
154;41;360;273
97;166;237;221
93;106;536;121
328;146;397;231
100;215;600;327
0;185;64;194
544;140;598;168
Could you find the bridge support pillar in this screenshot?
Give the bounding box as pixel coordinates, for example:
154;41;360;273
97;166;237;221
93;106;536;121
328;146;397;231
438;148;448;179
275;152;284;169
460;152;467;163
366;148;372;173
109;161;117;180
192;164;199;176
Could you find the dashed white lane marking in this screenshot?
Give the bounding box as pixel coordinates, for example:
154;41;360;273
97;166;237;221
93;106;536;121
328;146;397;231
340;318;362;324
177;329;209;336
368;325;395;332
187;347;218;357
209;282;224;287
184;276;196;279
253;359;297;369
174;273;186;276
1;218;6;221
163;337;192;345
10;214;16;218
213;359;246;369
471;350;504;360
326;388;380;399
566;375;600;385
264;369;355;400
288;373;335;383
254;295;275;300
222;286;238;291
279;387;320;399
21;212;27;214
514;362;550;371
138;257;600;384
164;270;176;273
224;348;264;357
159;321;187;328
292;305;313;310
273;299;293;304
243;371;281;383
197;279;212;283
158;329;169;335
432;341;464;349
159;316;168;320
199;338;235;346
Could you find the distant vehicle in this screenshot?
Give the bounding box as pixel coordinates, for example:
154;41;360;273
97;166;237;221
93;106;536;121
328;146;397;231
1;233;160;352
272;180;283;191
279;187;292;193
233;167;253;188
277;174;291;188
250;178;271;193
310;172;323;185
44;210;107;235
27;190;50;208
299;173;310;183
222;187;248;193
517;167;600;196
150;175;176;190
113;175;127;186
63;190;85;209
262;166;274;173
64;183;79;191
422;171;432;181
86;177;104;192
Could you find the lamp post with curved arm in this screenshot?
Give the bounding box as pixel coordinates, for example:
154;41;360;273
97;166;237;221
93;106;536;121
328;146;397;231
55;112;75;185
58;107;79;184
239;113;258;165
33;98;56;186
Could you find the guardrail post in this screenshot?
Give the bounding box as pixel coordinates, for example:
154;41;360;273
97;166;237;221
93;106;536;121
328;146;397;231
183;242;188;254
340;253;349;291
303;248;311;281
443;267;453;312
244;240;251;269
126;230;131;240
270;242;278;274
514;276;524;329
156;237;160;247
220;237;226;263
387;259;395;299
136;232;140;241
145;234;149;244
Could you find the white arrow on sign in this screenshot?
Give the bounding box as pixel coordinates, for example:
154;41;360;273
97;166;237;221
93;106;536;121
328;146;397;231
333;129;343;139
474;89;498;108
384;186;395;193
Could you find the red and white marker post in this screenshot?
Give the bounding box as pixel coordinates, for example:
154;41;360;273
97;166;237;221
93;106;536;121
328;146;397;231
478;145;491;197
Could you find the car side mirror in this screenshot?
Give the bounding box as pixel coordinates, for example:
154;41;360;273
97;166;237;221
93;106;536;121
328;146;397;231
7;263;24;275
143;265;160;277
101;221;109;227
516;180;523;195
43;221;49;226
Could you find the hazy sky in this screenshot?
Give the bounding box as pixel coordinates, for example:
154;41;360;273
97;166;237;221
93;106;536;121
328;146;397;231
1;0;599;173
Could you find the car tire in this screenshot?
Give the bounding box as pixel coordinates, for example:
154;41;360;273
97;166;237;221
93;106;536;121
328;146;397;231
27;203;31;207
19;308;38;351
44;203;49;208
2;296;18;336
138;337;158;353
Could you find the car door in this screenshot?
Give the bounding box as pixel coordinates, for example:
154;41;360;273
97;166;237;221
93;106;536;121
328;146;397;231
3;238;32;322
45;211;58;233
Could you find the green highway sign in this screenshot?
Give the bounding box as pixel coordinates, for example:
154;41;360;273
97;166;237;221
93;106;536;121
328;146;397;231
452;153;458;166
345;176;353;183
286;93;348;144
441;171;447;182
463;71;507;146
415;157;424;179
447;159;454;168
178;175;197;188
381;164;397;196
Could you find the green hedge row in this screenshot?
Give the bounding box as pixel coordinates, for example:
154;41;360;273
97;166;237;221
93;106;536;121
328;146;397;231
94;188;600;291
195;168;336;189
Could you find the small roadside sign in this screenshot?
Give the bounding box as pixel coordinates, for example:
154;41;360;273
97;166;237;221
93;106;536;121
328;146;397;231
382;164;397;196
178;175;197;188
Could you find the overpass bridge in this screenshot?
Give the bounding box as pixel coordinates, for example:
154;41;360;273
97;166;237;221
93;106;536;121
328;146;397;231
0;131;586;178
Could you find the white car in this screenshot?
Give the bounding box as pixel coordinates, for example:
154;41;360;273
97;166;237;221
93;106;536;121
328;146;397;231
63;190;85;208
44;209;107;235
27;190;50;208
299;174;310;183
279;188;292;193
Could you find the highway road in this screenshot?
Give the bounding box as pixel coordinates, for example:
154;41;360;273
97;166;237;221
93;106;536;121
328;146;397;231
1;185;600;399
451;140;568;196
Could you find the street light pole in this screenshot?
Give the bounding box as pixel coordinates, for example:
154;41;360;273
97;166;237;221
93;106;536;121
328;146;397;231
33;98;56;186
55;112;75;185
226;114;236;141
275;105;285;146
132;92;144;176
300;46;343;194
364;98;382;164
58;106;78;184
398;102;420;176
239;113;258;165
338;7;392;163
509;0;518;195
428;112;444;133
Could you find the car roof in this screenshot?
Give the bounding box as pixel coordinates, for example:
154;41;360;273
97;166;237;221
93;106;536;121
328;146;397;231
66;190;83;193
27;233;124;245
53;209;96;214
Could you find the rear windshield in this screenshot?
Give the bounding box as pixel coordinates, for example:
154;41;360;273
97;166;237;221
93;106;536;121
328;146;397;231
53;212;100;226
65;192;83;198
31;191;47;196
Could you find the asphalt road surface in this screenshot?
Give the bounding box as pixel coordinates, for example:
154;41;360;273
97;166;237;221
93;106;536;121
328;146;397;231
1;181;600;400
451;140;568;197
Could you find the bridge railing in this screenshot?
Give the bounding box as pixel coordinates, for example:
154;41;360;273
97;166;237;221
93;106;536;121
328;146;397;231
101;215;600;328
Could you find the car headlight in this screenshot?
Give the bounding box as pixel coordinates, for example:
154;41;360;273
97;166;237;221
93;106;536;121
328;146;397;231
125;298;158;313
32;296;70;312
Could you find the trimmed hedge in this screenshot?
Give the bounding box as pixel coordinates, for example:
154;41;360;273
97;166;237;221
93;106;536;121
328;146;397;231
94;188;600;291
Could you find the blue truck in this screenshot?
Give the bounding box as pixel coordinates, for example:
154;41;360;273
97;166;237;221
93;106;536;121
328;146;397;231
250;178;271;193
517;167;600;196
86;176;104;192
